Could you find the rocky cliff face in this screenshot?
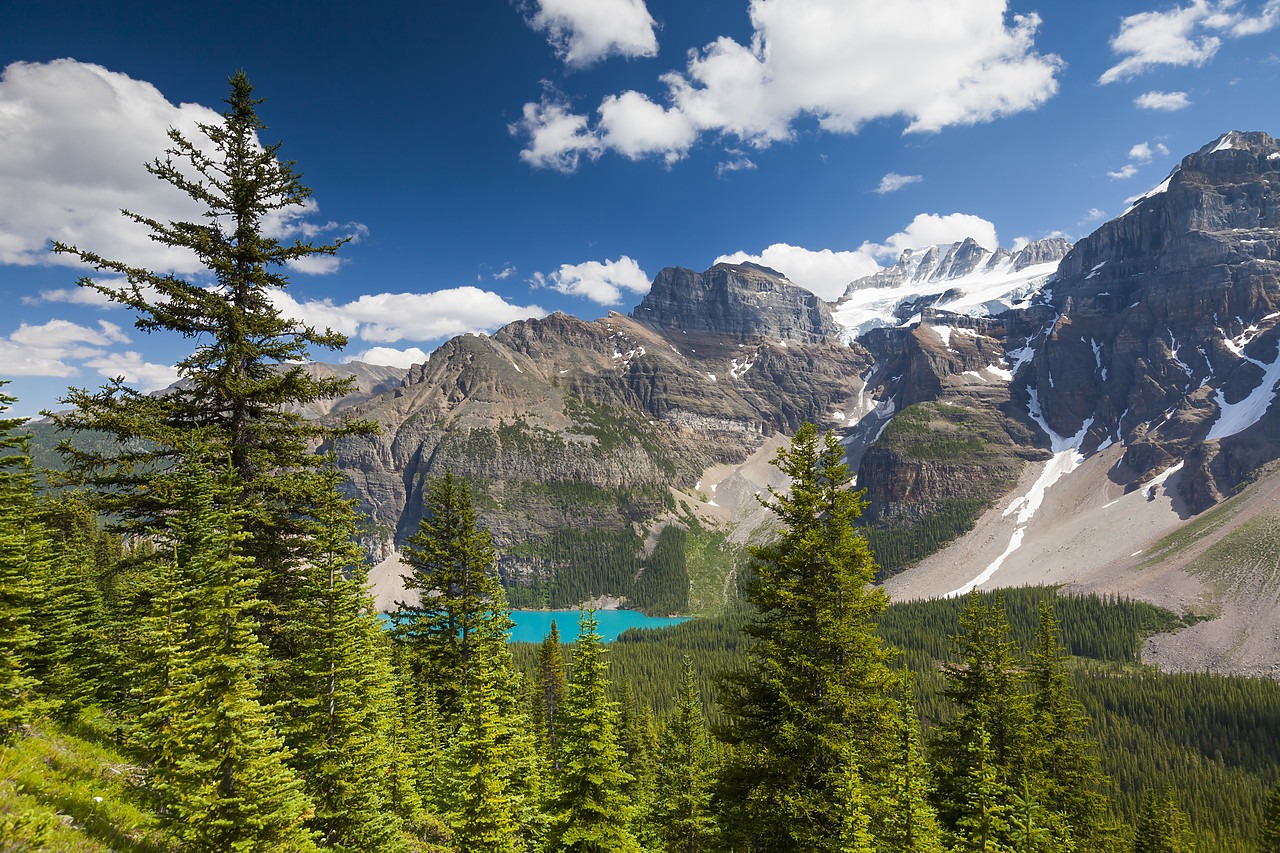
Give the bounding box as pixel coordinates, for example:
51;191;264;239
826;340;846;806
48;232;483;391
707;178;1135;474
1026;131;1280;510
329;290;873;600
633;262;839;344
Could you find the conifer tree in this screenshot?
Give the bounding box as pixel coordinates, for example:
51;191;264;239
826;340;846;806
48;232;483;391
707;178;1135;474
32;497;120;717
715;422;895;852
652;657;716;853
0;387;43;744
140;457;314;852
544;609;641;853
385;640;429;826
397;470;508;717
1132;788;1192;853
50;72;369;502
32;528;108;723
534;621;569;767
448;633;522;853
1260;781;1280;853
282;468;404;853
1026;602;1107;846
930;592;1030;840
951;724;1015;853
47;73;375;730
881;674;944;853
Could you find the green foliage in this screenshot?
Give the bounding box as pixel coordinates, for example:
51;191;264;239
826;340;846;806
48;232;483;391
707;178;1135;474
1132;787;1193;853
49;71;372;524
544;610;642;853
280;468;405;853
630;526;691;616
651;657;716;853
138;457;314;852
397;470;509;718
864;497;991;576
929;593;1031;847
716;423;895;852
0;386;43;744
1260;782;1280;851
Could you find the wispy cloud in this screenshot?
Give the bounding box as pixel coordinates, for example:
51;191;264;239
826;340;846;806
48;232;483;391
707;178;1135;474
515;0;1063;171
521;0;658;67
875;173;924;195
1100;0;1280;84
1108;164;1139;180
530;256;650;305
1134;90;1193;110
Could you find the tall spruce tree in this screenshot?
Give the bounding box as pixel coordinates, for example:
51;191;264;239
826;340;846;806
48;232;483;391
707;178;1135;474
544;609;641;853
651;657;716;853
1260;781;1280;852
50;72;369;499
881;674;944;853
47;73;375;726
1026;602;1107;846
1132;788;1192;853
0;386;43;744
396;470;508;718
282;467;404;853
930;592;1031;843
715;422;895;853
534;621;569;768
140;456;314;852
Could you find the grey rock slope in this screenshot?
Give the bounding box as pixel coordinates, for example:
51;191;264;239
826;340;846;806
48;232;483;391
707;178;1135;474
634;262;839;344
1027;130;1280;510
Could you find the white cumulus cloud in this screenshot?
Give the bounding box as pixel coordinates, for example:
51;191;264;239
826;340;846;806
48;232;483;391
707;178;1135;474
531;256;651;305
82;351;179;390
0;318;158;381
862;213;1000;261
875;173;924;195
714;244;883;301
1108;164;1140;180
346;347;429;368
523;0;659;67
716;213;1000;300
1100;0;1280;84
269;287;545;344
0;59;363;274
1134;90;1193;110
516;0;1063;170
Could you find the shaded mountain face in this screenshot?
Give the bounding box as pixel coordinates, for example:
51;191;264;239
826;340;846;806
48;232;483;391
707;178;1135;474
323;130;1280;610
633;262;840;344
1026;130;1280;511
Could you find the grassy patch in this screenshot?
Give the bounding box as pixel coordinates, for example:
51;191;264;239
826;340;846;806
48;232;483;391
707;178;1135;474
0;717;162;853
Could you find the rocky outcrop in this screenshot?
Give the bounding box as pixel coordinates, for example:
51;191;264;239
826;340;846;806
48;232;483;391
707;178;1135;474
633;262;839;344
1027;131;1280;510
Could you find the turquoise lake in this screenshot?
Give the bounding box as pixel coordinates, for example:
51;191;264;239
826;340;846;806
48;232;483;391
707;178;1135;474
379;609;691;643
507;609;691;644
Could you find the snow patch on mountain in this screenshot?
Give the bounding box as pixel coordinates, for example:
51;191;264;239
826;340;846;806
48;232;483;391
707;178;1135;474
831;238;1064;339
945;392;1092;598
1207;339;1280;441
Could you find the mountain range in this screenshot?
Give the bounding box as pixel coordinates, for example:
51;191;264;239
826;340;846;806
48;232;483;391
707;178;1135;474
44;131;1280;677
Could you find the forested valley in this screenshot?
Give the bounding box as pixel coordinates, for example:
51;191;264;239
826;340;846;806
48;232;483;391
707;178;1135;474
4;74;1280;853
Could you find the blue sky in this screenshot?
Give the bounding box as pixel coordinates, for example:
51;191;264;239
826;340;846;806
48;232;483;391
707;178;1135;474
1;0;1278;418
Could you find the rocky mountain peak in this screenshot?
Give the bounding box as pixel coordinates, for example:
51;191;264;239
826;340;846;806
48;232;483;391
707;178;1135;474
631;262;839;344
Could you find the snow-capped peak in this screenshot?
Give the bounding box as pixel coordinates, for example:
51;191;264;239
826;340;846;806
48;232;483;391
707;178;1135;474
830;237;1068;339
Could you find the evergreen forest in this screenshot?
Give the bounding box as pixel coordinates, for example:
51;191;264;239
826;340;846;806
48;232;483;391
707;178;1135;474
3;74;1280;853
